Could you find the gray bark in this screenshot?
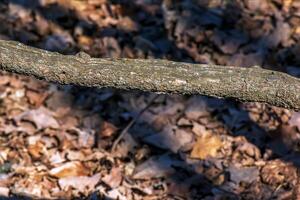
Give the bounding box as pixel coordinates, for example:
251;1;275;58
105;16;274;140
0;39;299;110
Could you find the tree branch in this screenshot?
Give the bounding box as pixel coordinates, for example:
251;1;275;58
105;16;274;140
0;39;299;110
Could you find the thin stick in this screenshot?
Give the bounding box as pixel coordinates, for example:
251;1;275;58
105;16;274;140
111;94;160;152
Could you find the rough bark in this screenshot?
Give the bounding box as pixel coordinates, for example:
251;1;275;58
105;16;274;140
0;39;300;110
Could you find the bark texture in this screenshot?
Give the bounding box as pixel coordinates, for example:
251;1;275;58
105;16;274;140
0;39;300;110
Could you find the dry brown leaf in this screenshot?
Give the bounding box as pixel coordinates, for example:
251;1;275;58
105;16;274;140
190;134;222;159
27;135;46;159
133;154;183;179
0;124;35;135
83;114;102;130
112;132;137;158
58;173;101;194
12;168;55;199
49;161;89;178
261;159;297;187
60;115;79;130
192;122;210;137
184;96;209;120
66;149;105;162
66;150;86;161
0;75;10;86
8;76;23;88
75;128;95;148
142;125;193;153
46;91;73;112
106;189;127;200
26;90;48;106
99;121;118;137
117;17;139;32
228;165;259;184
283;0;293;11
63;0;88;11
28;141;45;159
49;151;66;166
102;167;122;189
177;117;192;126
295;27;300;35
77;35;93;48
9;88;25;101
15;107;59;130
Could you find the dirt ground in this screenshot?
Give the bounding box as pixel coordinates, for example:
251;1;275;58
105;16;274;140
1;0;300;199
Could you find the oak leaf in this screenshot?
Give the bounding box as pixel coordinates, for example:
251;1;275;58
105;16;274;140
190;134;222;159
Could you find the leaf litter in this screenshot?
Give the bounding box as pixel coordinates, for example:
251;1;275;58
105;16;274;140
0;0;300;199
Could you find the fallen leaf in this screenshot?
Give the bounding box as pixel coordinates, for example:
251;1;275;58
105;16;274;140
184;96;209;120
113;132;137;157
264;21;291;48
117;17;139;32
211;30;248;54
228;50;265;67
102;37;121;58
75;128;95;148
244;0;269;11
283;0;293;10
14;107;59;130
25;90;48;106
133;154;183;179
106;189;127;200
46;91;73;112
167;175;205;198
9;88;25;101
261;159;297;187
44;33;74;53
8;76;23;88
77;35;93;48
49;161;89;178
58;173;101;194
102;167;122;188
192;122;210;137
190;134;222;159
8;3;32;21
99;121;118;137
142;126;193;153
66;150;86;161
12;169;55;199
28;141;45;159
83;114;102;130
177;117;192;126
228;165;259;184
35;14;50;35
49;151;66;166
60;115;79;130
0;75;10;86
0;124;35;135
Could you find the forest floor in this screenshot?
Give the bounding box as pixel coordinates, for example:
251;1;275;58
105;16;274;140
1;0;300;199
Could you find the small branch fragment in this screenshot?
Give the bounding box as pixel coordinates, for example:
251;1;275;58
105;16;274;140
0;39;300;110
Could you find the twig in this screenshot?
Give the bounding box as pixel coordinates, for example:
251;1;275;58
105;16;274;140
111;94;159;152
